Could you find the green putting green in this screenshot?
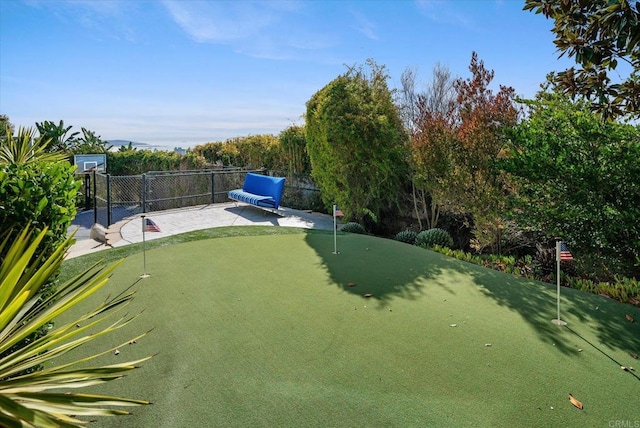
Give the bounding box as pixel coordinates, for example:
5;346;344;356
57;229;640;427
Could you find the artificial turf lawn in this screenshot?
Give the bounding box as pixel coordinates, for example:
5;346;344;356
56;229;640;427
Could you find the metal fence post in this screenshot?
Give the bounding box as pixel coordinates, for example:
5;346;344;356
141;174;147;213
93;170;97;225
106;174;112;226
84;173;91;210
211;171;215;203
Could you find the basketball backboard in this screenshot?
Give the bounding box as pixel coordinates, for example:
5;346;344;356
74;154;107;173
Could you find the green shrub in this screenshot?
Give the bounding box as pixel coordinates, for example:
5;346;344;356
0;144;81;376
431;244;638;306
566;275;640;305
192;134;284;170
394;230;417;245
107;149;207;175
533;247;555;277
416;228;454;249
341;222;365;234
0;161;80;260
432;245;478;264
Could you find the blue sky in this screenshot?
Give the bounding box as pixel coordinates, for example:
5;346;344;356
0;0;574;149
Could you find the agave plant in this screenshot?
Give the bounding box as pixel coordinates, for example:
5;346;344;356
0;125;66;166
415;228;454;249
0;226;151;427
340;222;366;234
394;230;418;245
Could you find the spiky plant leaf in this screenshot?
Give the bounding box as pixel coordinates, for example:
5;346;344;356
0;125;66;166
0;226;151;427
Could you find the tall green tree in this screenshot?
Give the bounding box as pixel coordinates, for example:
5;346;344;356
35;120;79;154
306;60;407;225
33;121;109;156
75;127;110;154
0;115;13;140
452;53;518;252
525;0;640;119
501;87;640;279
410;103;456;229
411;53;517;252
399;64;457;230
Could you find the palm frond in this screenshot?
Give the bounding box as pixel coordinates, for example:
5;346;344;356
0;126;66;166
0;226;151;427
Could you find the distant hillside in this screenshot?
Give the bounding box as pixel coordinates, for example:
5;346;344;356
106;140;151;148
106;140;185;153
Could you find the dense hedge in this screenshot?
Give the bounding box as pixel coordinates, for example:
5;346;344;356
106;150;207;175
429;245;640;307
0;158;81;373
109;131;310;178
191;134;284;171
0;160;80;260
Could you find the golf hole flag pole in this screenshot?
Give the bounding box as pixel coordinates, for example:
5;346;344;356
552;238;573;326
333;204;344;254
140;215;159;279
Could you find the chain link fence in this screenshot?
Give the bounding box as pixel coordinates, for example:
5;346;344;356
87;168;319;227
275;172;323;212
94;172;109;226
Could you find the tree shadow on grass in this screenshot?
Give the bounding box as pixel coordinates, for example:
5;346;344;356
455;259;640;363
303;231;454;306
304;230;640;360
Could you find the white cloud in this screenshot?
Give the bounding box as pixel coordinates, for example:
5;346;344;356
414;0;473;28
160;1;274;43
66;0;125;16
23;0;139;42
160;0;336;61
350;9;378;41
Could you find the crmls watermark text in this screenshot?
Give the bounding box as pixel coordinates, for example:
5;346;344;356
609;421;640;428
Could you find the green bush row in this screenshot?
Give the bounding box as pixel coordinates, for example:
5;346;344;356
106;150;207;175
391;227;639;306
0;161;80;261
394;228;455;249
0;154;81;374
191;128;311;177
565;275;640;306
428;244;639;306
